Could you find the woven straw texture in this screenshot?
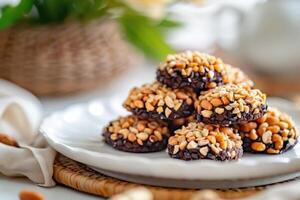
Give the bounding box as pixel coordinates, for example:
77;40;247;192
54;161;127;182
53;154;297;200
0;20;137;96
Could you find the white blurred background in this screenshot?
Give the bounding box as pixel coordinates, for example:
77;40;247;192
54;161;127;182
169;0;300;97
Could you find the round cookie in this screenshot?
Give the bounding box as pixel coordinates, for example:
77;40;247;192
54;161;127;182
103;115;170;153
167;122;243;161
238;107;298;154
156;51;229;92
225;64;254;88
195;84;267;125
123;82;196;121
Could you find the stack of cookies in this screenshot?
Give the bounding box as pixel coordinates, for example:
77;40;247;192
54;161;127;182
103;51;298;161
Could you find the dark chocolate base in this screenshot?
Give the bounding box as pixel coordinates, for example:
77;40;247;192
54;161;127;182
242;136;298;154
156;69;224;93
130;102;195;121
167;145;243;161
103;132;168;153
197;105;267;126
168;122;182;134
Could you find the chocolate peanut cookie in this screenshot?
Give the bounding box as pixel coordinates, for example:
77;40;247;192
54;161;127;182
156;51;229;93
238;107;298;154
103;115;170;153
195;84;267;125
168;122;243;161
123;82;196;121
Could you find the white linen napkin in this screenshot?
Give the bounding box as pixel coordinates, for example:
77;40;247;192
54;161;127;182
0;80;56;187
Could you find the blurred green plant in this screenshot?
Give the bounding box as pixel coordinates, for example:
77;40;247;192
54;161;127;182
0;0;179;60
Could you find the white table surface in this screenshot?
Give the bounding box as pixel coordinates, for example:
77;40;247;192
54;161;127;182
0;175;101;200
0;63;155;200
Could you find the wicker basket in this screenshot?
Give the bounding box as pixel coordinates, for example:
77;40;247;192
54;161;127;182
0;20;138;96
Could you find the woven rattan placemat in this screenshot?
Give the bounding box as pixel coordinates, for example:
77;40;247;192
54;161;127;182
53;154;297;200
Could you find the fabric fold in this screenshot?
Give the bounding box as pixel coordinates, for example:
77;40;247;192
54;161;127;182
0;80;56;187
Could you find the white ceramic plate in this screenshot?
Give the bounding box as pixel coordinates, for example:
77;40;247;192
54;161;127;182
41;97;300;181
